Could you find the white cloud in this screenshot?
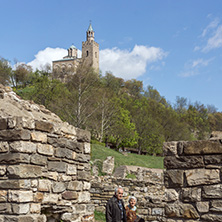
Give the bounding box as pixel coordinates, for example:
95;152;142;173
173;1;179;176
27;47;82;71
28;47;67;71
191;58;213;68
195;18;222;52
201;18;220;37
180;58;213;77
100;45;167;79
202;25;222;52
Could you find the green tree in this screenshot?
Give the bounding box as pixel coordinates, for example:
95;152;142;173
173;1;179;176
12;63;32;89
65;63;101;128
0;57;12;86
208;112;222;131
107;106;138;149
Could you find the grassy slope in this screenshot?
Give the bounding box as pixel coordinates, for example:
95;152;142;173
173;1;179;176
91;144;164;170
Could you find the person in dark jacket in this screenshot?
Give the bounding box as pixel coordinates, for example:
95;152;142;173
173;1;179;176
106;186;127;222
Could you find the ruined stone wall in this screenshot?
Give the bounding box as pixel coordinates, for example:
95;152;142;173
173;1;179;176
0;85;94;222
91;168;165;222
164;138;222;221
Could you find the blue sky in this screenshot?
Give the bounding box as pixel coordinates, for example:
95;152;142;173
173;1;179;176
1;0;222;111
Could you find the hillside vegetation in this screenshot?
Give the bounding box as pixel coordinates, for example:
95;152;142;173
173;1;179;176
91;143;164;170
1;58;222;156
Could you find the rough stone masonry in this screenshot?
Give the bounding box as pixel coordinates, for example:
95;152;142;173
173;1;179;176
164;133;222;222
0;84;94;222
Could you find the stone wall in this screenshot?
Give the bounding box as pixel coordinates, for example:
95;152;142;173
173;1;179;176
164;138;222;221
91;167;165;222
0;85;94;222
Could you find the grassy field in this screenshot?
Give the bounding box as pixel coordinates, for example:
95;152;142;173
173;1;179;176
91;144;164;170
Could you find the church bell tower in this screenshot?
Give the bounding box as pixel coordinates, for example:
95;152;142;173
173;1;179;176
82;23;99;72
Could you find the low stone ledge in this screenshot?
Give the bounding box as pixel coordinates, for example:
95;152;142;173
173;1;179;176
183;140;222;155
164;155;204;169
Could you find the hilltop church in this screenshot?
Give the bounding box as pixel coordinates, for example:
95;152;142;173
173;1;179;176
52;23;99;78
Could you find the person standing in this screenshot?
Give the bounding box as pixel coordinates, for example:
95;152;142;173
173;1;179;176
106;186;127;222
125;196;144;222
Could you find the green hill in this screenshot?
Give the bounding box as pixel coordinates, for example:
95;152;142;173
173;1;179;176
91;143;164;171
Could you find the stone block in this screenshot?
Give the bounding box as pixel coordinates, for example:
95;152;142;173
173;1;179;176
165;189;179;202
152;208;164;216
0;179;31;189
11;203;30;214
201;214;222;221
55;147;76;160
8;190;33;202
78;191;90;202
10;141;36;153
0;190;7;202
182;187;201;202
33;192;43;202
163;141;178;156
78;170;91;181
0;165;6;175
48;161;67;172
210;131;222;140
203;184;222;198
204;155;222;164
30;154;47;166
68;181;82;191
75;204;86;213
67;164;77;175
66;140;84;153
21;117;35;129
84;142;91;154
42;193;59;204
185;169;220;186
165;202;199;219
196;201;209;213
30;203;41;214
61;213;80;222
184;140;222;154
76;153;90;162
83;181;91;190
35;120;53;133
38;179;52;192
0;141;9;152
0;153;30;164
37;143;54;156
102;156;114;175
42;171;58;181
210;200;222;212
7;164;42;178
0;203;11;213
62;191;78;200
5;215;45;222
59;174;72;181
60;122;77;136
0;118;7;130
164;170;184;188
31;131;47;143
7;117;17;129
0;129;30;141
76;128;91;142
164;156;204;169
47;137;66;148
52;181;66;193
